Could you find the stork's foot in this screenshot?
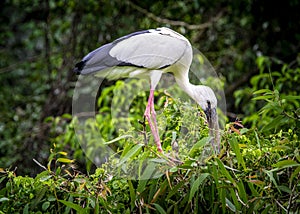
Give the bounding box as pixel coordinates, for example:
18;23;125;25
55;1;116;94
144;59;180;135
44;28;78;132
144;110;163;152
160;153;183;165
155;140;163;153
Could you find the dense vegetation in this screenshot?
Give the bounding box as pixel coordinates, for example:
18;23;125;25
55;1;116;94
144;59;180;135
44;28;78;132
1;0;299;213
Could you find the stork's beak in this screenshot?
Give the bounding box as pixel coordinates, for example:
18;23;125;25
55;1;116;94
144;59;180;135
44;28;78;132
204;106;220;153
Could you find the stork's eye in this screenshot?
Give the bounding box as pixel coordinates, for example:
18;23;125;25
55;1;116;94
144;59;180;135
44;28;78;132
207;100;211;109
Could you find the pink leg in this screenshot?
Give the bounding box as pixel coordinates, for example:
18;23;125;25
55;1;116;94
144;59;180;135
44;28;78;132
144;89;163;153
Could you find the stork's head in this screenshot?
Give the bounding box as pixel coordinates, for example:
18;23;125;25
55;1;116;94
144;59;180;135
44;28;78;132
193;85;220;152
192;86;217;112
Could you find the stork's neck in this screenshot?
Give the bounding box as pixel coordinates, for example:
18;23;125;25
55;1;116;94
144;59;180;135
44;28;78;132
174;69;196;100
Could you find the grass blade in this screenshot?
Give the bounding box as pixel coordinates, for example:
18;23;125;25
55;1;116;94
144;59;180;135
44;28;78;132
117;144;143;167
228;136;246;169
153;203;167;214
189;173;209;201
58;200;86;213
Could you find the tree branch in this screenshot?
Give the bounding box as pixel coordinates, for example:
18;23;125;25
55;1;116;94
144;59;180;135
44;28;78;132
128;1;223;30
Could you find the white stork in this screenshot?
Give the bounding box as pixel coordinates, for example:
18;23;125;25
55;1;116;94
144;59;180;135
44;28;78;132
74;27;220;153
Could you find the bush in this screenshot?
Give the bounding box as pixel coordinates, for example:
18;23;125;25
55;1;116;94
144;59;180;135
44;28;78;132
1;64;300;212
0;125;299;213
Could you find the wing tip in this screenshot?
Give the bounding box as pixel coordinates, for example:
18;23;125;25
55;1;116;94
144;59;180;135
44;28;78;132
73;60;86;75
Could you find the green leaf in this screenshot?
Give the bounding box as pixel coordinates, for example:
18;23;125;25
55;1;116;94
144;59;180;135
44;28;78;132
253;89;272;94
42;201;50;211
261;204;272;214
116;144;143;167
263;169;279;192
290;166;300;183
0;197;9;202
256;56;267;70
282;95;300;100
149;158;168;164
252;95;274;101
189;137;211;156
39;175;52;182
229;188;240;210
23;204;29;214
103;135;133;145
62;113;72;119
237;181;247;203
225;198;236;212
189;173;209;201
128;180;136;210
272;145;291;151
262;115;287;132
166;180;185;200
32;188;46;209
247;182;259;196
228;136;246;169
94;198;99;214
35;170;50;180
56;158;74;163
58;151;68;156
137;179;148;194
216;158;235;184
153;203;167;214
272;160;300;169
220;188;226;213
196;54;204;64
139;161;158;180
278;185;292;194
58;200;86;213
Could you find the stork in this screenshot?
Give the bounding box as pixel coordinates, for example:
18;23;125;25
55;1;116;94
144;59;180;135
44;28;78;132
74;27;220;153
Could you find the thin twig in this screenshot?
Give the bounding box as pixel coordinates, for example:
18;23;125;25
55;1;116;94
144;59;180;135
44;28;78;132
275;199;287;213
287;179;299;213
33;158;48;171
0;54;42;74
138;117;148;145
128;1;223;30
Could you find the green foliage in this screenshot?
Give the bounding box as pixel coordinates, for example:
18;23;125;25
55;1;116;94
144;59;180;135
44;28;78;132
1;124;299;213
1;79;300;212
234;56;300;133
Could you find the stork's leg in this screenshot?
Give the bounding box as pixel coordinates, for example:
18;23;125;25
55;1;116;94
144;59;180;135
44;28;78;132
144;89;163;153
150;91;162;151
150;94;158;131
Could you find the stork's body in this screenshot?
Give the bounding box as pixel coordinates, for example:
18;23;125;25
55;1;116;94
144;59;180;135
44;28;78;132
74;27;220;153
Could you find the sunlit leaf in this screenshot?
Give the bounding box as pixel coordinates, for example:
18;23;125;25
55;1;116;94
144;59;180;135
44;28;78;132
253;89;273;94
56;158;74;163
58;151;68;156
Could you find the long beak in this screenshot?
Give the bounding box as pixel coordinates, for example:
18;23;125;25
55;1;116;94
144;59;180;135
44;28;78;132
204;107;220;153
